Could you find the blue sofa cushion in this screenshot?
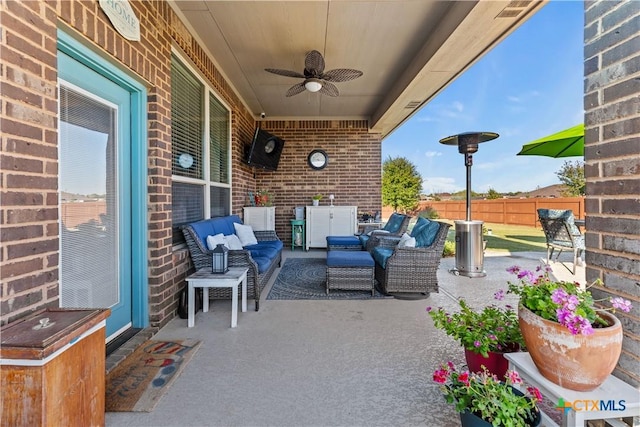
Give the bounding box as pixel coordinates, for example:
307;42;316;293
251;255;272;274
189;215;242;247
327;250;374;267
371;247;394;269
411;217;440;247
245;243;281;260
358;234;369;247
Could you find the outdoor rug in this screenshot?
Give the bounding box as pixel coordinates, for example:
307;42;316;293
267;257;389;300
105;339;201;412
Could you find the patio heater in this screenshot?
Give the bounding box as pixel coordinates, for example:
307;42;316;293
439;131;499;277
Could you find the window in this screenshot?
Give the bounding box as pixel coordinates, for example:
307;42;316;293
171;53;231;245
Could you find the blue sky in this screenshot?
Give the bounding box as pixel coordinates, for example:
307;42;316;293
382;1;584;194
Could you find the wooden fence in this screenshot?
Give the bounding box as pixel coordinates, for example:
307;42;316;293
382;197;585;228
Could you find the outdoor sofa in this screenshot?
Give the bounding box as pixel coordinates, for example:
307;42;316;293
182;215;283;311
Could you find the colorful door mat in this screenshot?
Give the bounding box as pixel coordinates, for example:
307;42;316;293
105;339;201;412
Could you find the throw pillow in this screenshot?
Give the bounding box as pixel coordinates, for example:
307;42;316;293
233;222;258;246
415;219;441;247
224;234;243;250
206;233;226;250
398;232;416;247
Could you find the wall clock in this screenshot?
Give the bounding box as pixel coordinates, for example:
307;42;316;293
178;153;194;169
307;149;328;170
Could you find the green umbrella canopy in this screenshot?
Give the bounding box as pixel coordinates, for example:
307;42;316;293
517;124;584;158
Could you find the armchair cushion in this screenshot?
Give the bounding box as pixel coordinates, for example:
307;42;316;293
410;217;441;247
385;213;406;233
371;247;394;269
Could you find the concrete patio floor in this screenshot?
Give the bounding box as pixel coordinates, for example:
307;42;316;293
105;248;584;427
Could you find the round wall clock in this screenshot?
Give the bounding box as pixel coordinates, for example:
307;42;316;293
308;149;328;170
178;153;194;169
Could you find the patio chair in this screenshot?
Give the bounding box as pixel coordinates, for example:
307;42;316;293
359;212;411;251
370;218;451;296
537;208;585;275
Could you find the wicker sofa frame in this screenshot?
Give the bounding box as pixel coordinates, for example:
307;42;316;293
182;224;282;311
372;221;451;295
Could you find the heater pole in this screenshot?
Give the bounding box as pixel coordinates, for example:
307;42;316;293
465;153;472;221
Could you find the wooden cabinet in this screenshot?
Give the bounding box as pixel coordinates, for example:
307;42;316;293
0;308;110;427
305;206;357;250
243;206;276;231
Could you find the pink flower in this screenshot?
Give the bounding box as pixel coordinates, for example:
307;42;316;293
494;289;505;300
527;386;543;402
433;368;449;384
506;370;522;384
611;297;632;312
474;340;481;348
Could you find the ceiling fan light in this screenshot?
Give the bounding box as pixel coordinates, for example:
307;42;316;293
305;79;322;92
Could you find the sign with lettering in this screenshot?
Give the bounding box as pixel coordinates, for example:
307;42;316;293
99;0;140;41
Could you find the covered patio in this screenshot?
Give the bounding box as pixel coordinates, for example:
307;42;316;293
105;248;583;426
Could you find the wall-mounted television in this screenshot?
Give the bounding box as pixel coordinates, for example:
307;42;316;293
245;128;285;171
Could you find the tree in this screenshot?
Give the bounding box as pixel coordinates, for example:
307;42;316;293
556;160;585;196
382;156;422;213
486;188;501;199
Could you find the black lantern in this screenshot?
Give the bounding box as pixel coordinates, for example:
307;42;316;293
211;244;229;274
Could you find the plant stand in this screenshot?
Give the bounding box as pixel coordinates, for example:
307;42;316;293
505;352;640;427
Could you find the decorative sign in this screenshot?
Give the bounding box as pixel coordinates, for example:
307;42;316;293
99;0;140;41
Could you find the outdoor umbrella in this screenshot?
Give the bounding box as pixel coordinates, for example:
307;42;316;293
517;124;584;158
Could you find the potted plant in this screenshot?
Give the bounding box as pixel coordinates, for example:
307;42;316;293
427;298;524;378
506;265;632;391
311;194;323;206
433;362;542;427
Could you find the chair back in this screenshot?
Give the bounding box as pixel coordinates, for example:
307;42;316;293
383;213;410;234
537;209;581;248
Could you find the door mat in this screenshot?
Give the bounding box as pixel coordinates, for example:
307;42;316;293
105;339;201;412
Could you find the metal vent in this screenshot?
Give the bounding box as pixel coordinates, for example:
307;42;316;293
404;101;422;109
497;9;523;18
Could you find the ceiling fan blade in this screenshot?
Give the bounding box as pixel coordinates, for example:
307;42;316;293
265;68;305;78
286;82;306;97
319;82;339;97
322;68;363;82
304;50;325;76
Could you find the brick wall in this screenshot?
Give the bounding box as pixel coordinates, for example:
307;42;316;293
255;120;382;245
0;1;381;329
584;1;640;387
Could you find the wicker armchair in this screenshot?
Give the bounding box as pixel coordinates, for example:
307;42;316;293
537;208;585;275
359;213;411;251
370;219;450;296
182;218;282;311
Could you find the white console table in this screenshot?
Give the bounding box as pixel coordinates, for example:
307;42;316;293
505;352;639;427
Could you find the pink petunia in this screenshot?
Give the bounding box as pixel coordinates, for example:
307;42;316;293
611;297;633;312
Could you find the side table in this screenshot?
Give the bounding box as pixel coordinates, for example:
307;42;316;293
185;267;248;328
290;219;305;251
505;352;639;427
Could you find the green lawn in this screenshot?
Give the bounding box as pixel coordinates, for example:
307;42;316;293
445;222;546;253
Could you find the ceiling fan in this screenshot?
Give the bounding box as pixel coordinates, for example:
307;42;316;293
265;50;363;97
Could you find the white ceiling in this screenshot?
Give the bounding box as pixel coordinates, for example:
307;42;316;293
170;0;546;137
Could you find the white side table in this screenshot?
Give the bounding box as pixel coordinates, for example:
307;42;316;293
185;267;248;328
505;352;640;427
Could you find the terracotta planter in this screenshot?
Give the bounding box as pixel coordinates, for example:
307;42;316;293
518;304;623;391
464;347;517;379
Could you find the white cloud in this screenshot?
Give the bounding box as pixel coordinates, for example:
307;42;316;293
416;115;438;123
507;95;521;102
422;177;462;194
425;151;442;158
452;101;464;112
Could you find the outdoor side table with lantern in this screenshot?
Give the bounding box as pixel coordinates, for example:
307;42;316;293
290;219;305;251
185;267;248;328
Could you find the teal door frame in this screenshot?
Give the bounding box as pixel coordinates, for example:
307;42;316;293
57;29;148;332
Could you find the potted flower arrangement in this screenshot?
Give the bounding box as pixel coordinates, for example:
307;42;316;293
311;194;323;206
427;298;524;378
433;362;542;427
506;265;633;391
